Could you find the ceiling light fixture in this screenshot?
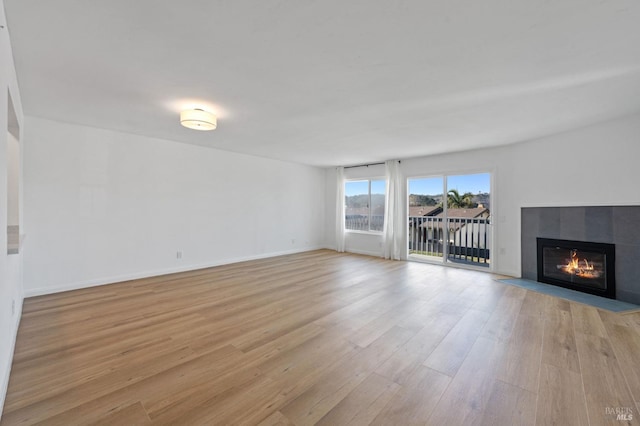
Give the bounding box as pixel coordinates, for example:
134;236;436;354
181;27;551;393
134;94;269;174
180;108;217;131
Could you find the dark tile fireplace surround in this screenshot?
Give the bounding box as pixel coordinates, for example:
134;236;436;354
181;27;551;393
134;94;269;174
521;206;640;304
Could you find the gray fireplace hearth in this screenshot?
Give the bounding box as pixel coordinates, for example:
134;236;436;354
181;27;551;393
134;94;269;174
521;206;640;304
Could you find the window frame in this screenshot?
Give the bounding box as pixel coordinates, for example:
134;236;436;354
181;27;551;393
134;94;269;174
344;177;386;234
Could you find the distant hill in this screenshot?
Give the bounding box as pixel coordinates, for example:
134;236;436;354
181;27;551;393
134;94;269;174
409;194;438;206
345;193;385;208
473;193;490;209
347;192;490;209
409;192;490;209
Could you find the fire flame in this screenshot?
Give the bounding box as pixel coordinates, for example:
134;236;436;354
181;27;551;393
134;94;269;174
563;250;600;279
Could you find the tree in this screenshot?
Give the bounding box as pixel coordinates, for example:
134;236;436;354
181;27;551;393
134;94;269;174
409;194;437;206
447;189;476;208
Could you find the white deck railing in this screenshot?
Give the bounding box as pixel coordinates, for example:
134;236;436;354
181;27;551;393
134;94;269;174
409;216;490;266
345;215;384;232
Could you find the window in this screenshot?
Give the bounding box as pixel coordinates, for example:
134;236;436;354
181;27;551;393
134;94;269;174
345;179;385;232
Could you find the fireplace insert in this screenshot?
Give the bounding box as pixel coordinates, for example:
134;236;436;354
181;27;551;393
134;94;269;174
537;238;616;299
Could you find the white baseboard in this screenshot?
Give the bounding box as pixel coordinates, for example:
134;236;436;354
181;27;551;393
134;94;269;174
0;298;23;419
24;246;325;298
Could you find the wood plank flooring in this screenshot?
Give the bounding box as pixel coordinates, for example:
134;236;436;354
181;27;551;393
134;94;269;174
2;249;640;425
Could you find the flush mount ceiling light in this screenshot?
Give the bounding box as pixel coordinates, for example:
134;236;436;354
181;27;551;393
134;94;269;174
180;108;217;131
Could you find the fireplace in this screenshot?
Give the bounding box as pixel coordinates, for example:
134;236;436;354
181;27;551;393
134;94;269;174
522;206;640;304
537;238;616;299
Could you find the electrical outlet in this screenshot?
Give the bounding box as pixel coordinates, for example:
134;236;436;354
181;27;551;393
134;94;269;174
176;250;183;259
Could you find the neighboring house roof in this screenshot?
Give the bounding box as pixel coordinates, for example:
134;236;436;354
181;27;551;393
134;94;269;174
434;207;489;219
416;207;490;231
349;206;488;223
408;205;442;217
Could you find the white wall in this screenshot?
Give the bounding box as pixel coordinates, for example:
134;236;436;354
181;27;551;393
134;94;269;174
23;117;326;296
0;0;25;417
511;115;640;208
324;113;640;277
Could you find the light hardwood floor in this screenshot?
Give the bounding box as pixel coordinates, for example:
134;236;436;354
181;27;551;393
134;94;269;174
2;250;640;425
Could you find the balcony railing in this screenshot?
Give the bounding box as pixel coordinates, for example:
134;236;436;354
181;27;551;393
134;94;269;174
345;215;384;232
409;216;490;266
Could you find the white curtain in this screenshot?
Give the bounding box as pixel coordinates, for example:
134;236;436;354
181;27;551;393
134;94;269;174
383;160;403;260
335;166;346;252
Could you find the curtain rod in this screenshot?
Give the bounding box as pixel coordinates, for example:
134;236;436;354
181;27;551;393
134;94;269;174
343;160;400;169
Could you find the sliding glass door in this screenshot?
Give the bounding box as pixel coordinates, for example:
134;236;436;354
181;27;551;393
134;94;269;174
408;172;491;269
408;177;445;262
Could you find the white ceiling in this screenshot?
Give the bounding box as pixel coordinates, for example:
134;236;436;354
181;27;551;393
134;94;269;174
5;0;640;167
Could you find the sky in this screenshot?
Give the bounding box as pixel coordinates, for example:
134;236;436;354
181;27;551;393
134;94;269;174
345;179;386;196
409;173;490;195
345;173;490;197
